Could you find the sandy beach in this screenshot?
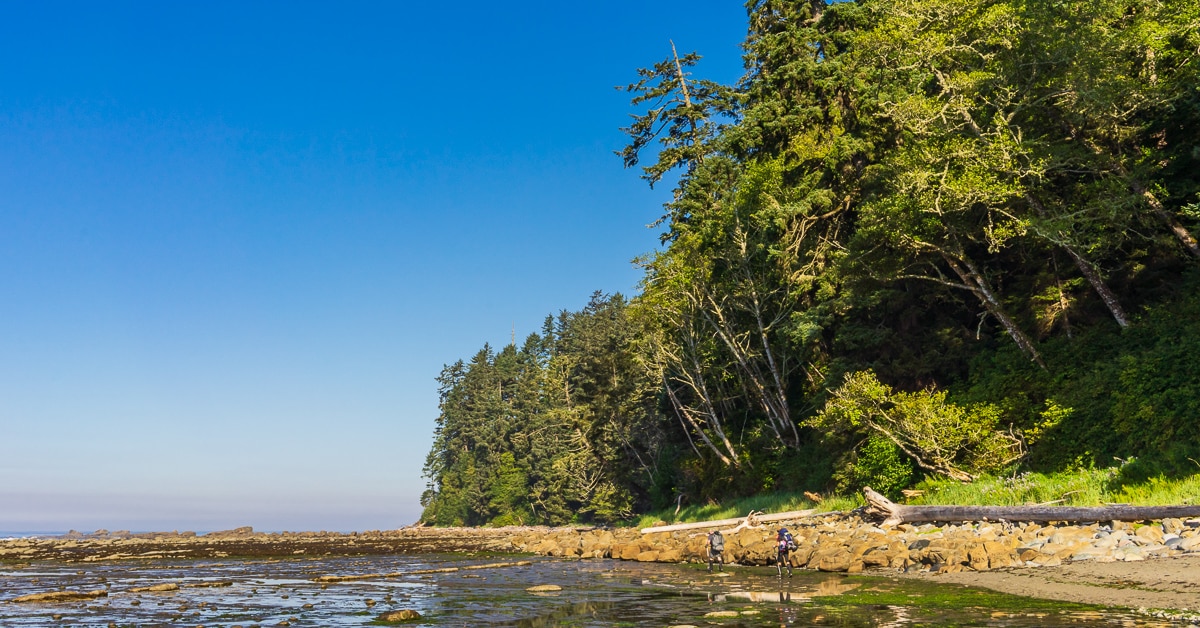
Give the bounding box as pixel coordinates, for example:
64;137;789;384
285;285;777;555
904;553;1200;611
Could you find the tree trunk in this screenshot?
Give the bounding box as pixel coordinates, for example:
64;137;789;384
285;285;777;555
1060;245;1130;327
863;487;1200;527
1132;180;1200;259
640;509;818;534
664;379;738;468
697;221;798;448
669;39;702;168
941;251;1046;368
699;293;794;447
1025;194;1130;328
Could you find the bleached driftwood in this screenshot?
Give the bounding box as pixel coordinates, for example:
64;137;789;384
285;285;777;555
863;486;1200;527
640;508;817;535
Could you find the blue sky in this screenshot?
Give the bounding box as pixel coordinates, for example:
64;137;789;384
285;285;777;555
0;1;746;531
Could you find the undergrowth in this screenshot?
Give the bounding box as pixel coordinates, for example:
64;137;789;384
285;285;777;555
629;464;1200;527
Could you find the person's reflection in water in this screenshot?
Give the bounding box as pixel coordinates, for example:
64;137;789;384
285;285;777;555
777;581;795;626
778;579;792;603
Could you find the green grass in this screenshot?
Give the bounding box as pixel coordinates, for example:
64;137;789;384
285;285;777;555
909;466;1200;507
825;576;1105;612
627;465;1200;527
632;491;862;528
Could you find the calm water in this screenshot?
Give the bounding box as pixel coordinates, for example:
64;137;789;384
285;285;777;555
0;553;1173;626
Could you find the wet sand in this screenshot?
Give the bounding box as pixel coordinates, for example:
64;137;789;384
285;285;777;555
905;553;1200;611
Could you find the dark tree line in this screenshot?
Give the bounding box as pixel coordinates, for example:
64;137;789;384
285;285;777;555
422;0;1200;525
421;294;672;525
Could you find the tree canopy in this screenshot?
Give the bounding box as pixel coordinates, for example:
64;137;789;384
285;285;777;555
421;0;1200;525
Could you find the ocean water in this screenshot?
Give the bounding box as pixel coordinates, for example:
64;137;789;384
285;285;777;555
0;553;1170;626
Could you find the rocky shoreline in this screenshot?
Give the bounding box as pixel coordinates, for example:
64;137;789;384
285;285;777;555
6;513;1200;571
505;512;1200;572
5;514;1200;610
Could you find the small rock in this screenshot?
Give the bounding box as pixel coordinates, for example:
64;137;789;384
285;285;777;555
129;583;179;593
1115;547;1146;561
378;609;421;622
526;584;562;592
1069;549;1108;561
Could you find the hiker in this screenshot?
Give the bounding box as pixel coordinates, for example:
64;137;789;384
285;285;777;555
706;529;725;572
775;528;795;577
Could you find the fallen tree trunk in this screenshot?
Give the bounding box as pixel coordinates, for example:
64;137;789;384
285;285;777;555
863;487;1200;527
640;509;817;534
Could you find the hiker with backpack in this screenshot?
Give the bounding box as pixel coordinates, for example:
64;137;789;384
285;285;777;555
775;528;795;577
706;529;725;573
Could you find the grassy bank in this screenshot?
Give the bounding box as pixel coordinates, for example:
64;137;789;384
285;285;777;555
632;465;1200;528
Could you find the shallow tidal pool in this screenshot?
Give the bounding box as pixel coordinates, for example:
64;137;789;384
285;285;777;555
0;553;1174;626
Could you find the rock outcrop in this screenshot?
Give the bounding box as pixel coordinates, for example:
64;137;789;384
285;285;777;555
495;514;1200;574
4;515;1198;576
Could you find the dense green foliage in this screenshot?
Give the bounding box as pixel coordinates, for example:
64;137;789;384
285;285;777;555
421;294;670;526
421;0;1200;525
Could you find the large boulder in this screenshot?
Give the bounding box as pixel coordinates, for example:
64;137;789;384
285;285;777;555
967;543;990;571
615;543;642;561
739;538;776;564
1135;525;1165;544
811;547;854;572
531;539;561;556
984;541;1017;569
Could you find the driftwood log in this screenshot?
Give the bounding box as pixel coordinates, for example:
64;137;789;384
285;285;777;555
863;486;1200;527
640;509;817;534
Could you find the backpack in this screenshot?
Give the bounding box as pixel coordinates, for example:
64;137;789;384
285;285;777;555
710;531;725;551
780;529;797;551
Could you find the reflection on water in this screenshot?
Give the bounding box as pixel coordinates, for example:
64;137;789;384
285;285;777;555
815;577;862;596
0;555;1173;627
710;576;860;605
719;590;796;603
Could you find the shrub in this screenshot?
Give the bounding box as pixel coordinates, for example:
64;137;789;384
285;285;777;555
809;370;1023;482
834;435;914;499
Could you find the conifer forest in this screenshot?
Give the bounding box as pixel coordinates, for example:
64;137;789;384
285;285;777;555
421;0;1200;526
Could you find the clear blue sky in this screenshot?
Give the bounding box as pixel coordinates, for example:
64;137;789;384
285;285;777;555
0;1;746;532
